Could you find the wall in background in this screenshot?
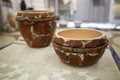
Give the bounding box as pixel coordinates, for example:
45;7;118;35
109;0;120;24
1;0;19;26
59;0;110;22
0;0;111;27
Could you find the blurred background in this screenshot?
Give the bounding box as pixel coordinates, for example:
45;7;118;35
0;0;120;31
0;0;120;53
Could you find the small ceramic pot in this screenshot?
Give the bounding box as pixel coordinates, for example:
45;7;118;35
53;42;108;66
16;10;58;48
54;28;108;48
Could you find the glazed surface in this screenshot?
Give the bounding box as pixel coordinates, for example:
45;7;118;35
53;42;108;66
18;10;54;13
16;10;57;47
16;10;56;22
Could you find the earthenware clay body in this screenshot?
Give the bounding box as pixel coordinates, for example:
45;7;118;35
16;10;57;48
53;28;108;66
53;42;108;66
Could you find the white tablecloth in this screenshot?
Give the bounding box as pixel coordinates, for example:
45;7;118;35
0;42;119;80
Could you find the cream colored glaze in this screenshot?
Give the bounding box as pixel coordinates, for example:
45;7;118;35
18;10;54;14
31;26;50;37
24;25;52;47
54;47;84;61
17;14;56;20
58;29;103;39
16;10;56;21
25;38;33;47
65;60;70;63
81;40;92;48
87;53;99;56
79;54;84;61
66;52;70;56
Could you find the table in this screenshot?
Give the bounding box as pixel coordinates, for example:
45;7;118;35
0;40;120;80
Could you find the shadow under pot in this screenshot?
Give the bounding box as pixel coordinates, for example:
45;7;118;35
16;10;58;48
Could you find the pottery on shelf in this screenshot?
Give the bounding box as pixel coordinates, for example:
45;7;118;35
16;10;58;48
52;28;108;66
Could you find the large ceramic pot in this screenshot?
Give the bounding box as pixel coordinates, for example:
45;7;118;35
53;42;108;66
16;10;58;48
52;28;109;66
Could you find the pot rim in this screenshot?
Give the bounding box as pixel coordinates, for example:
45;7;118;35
17;10;55;14
16;10;57;22
55;28;106;40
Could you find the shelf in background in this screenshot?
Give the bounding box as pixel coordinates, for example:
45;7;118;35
57;22;120;30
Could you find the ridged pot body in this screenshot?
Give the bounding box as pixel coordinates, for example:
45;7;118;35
53;28;108;66
53;42;108;66
16;10;57;47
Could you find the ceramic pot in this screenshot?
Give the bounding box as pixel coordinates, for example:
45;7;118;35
16;10;58;48
53;42;108;66
54;28;108;48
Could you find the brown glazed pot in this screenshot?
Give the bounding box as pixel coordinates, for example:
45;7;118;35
54;28;108;48
52;28;109;66
16;10;57;48
53;42;108;66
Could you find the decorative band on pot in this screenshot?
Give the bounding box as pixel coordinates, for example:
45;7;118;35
53;28;108;48
16;10;58;48
53;42;108;66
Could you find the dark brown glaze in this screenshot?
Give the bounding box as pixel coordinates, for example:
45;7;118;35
16;10;57;48
52;42;108;66
53;35;108;48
